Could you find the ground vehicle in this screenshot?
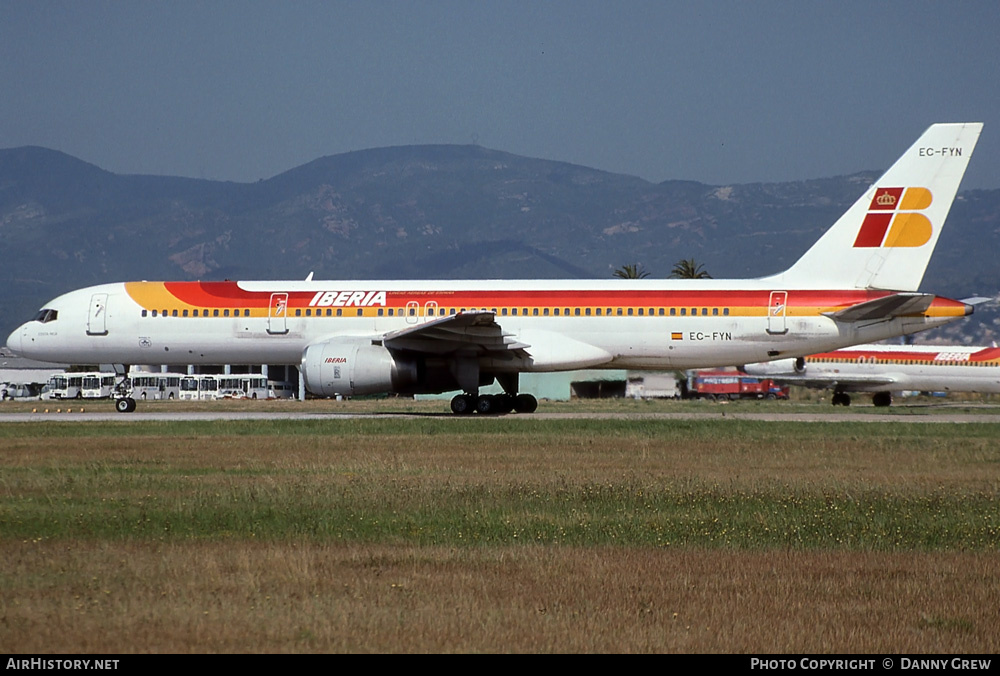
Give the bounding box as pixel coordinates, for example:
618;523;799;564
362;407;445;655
218;375;269;399
688;370;789;400
129;373;183;400
1;383;44;400
179;375;219;401
268;380;295;399
81;372;116;398
179;374;272;400
41;374;84;399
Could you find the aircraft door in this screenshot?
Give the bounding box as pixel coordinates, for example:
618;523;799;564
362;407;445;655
87;293;109;336
767;291;788;335
405;301;419;325
268;293;289;335
424;301;438;322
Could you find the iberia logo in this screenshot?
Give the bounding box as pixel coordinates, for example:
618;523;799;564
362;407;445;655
853;187;933;248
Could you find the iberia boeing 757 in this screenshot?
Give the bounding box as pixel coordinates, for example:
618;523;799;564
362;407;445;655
5;123;984;413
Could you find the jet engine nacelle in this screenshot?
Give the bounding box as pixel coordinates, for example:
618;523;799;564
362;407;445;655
300;338;418;397
743;356;806;376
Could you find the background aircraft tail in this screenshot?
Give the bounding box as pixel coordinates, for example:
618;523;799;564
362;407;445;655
774;123;982;291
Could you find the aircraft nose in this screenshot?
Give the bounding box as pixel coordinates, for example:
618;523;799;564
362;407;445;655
6;325;23;355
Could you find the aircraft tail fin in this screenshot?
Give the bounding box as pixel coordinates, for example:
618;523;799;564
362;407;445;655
774;123;982;291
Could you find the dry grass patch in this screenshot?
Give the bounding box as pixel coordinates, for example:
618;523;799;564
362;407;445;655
1;418;998;652
1;540;996;653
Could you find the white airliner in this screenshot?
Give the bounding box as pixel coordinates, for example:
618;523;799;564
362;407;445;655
5;123;984;414
743;343;1000;407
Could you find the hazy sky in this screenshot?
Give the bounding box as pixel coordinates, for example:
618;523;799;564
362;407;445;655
3;1;999;188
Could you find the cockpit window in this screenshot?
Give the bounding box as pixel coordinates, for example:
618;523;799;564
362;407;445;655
31;309;58;323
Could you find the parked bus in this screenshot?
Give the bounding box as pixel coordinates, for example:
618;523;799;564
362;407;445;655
81;372;116;399
130;373;183;400
179;376;198;400
179;375;220;401
42;374;84;399
217;375;271;399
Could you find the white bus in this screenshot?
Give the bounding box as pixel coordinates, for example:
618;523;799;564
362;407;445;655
217;375;271;399
81;372;116;399
130;373;183;400
179;376;198;400
42;374;84;399
179;374;223;401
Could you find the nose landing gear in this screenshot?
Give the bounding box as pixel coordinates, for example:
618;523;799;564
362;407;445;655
112;365;136;413
115;396;137;413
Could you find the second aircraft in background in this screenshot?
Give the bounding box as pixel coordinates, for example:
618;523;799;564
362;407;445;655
744;343;1000;406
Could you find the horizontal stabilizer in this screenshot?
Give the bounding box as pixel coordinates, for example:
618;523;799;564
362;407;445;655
822;293;935;322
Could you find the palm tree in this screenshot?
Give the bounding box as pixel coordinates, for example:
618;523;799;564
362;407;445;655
613;263;650;279
669;258;711;279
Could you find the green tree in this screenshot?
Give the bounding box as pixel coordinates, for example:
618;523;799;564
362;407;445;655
669;258;711;279
613;263;650;279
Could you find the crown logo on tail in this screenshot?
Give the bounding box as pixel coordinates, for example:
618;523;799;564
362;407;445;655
876;191;897;207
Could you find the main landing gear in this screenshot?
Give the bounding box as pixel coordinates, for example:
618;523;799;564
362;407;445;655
832;391;893;407
450;392;538;415
447;369;536;415
871;391;893;408
831;391;851;406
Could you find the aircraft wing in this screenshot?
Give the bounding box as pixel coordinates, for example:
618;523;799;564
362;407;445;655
382;310;529;355
822;293;935;323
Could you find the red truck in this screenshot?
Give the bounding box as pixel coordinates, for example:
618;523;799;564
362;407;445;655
686;370;789;401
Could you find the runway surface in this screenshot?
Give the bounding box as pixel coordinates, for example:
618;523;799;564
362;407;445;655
4;408;1000;423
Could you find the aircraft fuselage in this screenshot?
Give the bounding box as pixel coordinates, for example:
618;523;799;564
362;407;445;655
7;279;970;373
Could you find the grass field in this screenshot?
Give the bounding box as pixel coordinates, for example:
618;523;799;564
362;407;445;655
1;404;998;652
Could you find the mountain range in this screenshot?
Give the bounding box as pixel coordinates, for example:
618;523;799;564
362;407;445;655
2;144;998;345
